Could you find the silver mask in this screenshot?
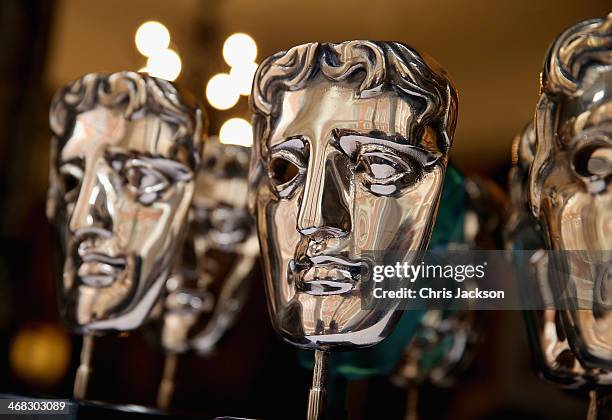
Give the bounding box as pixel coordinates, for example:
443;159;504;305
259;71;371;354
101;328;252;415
392;175;504;393
160;138;258;355
506;122;612;387
527;15;612;373
47;71;204;334
249;40;458;351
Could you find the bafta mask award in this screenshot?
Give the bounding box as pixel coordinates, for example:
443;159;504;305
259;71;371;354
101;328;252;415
249;40;458;419
47;71;204;399
392;174;503;419
505;122;610;390
156;138;258;409
524;14;612;418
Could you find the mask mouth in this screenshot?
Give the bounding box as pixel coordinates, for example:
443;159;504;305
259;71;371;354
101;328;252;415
76;252;127;287
208;228;250;249
165;287;214;315
194;205;253;248
290;255;366;296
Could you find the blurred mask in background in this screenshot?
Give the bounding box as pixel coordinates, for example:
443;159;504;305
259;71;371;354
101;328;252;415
158;138;258;355
505;122;609;387
528;15;612;373
47;71;204;334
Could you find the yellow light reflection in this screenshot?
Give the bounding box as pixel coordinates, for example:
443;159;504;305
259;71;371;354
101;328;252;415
230;62;258;96
135;21;171;57
206;73;240;110
146;49;182;81
223;33;257;68
10;324;71;386
219;118;253;147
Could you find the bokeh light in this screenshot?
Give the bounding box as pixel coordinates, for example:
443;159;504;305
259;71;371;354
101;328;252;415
206;73;240;110
146;49;182;81
10;324;71;386
230;62;258;96
135;21;170;57
223;33;257;68
219;118;253;147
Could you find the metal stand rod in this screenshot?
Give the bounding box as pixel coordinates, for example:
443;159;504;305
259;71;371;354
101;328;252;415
587;389;611;420
73;334;94;400
307;350;329;420
404;385;418;420
157;353;178;411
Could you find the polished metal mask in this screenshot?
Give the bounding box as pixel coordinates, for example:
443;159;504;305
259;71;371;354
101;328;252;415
160;139;258;355
47;72;204;333
463;175;508;250
391;176;502;390
392;309;480;388
527;15;612;372
506;123;612;387
506;122;541;252
249;41;458;350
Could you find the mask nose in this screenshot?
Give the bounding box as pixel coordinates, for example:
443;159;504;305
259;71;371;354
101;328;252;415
69;168;113;235
297;153;352;241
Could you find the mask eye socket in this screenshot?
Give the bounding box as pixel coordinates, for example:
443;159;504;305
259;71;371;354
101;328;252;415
58;163;83;201
124;163;170;205
356;152;409;183
573;145;612;179
266;137;308;198
355;150;417;196
269;156;300;190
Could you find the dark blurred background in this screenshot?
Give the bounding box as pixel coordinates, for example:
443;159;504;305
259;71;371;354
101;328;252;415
0;1;610;419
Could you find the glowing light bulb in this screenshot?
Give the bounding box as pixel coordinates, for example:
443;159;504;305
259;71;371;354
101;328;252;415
10;324;71;385
230;62;258;96
223;33;257;68
135;21;170;57
219;118;253;147
206;73;240;110
146;49;182;81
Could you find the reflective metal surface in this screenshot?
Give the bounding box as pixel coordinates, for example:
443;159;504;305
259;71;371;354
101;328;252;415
47;71;204;333
527;15;612;373
391;176;497;397
506;122;540;251
249;40;458;350
392;309;480;389
159;138;258;355
462;176;507;250
307;350;329;420
506;123;611;387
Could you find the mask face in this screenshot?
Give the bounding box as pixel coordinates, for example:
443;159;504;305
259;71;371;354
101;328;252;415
536;70;612;368
160;142;258;354
47;74;201;333
510;116;611;386
527;14;612;374
253;77;452;349
506;124;574;384
537;70;611;254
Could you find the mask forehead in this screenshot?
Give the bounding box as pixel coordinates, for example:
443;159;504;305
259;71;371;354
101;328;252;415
269;82;419;148
60;106;178;162
557;69;612;144
195;174;248;209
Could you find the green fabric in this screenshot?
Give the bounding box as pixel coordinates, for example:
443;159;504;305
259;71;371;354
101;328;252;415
297;164;467;380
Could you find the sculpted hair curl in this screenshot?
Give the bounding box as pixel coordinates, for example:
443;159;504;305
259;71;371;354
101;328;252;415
249;40;458;205
541;15;612;96
49;71;204;169
528;14;612;216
